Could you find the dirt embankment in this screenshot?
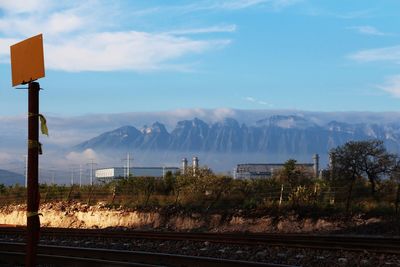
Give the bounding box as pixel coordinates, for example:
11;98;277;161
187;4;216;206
0;202;398;235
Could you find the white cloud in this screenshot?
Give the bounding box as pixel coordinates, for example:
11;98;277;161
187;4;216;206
347;26;391;36
167;0;300;14
245;96;273;106
0;2;232;72
218;0;269;9
245;96;256;102
216;0;300;10
349;45;400;64
44;32;230;72
269;0;303;9
0;2;87;37
166;25;236;35
305;8;374;20
0;0;52;14
65;149;98;164
0;0;302;72
338;9;375;19
212;108;236;121
378;75;400;98
0;152;13;162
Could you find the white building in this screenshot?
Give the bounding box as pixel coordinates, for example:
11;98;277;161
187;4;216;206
234;154;320;179
95;166;180;180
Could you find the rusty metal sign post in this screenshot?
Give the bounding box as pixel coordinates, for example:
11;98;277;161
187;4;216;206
26;81;40;267
10;34;45;267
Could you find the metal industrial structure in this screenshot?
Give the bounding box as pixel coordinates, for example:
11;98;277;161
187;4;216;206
234;154;320;179
181;156;199;175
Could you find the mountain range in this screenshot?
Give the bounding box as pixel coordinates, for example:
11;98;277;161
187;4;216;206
0;169;24;186
4;110;400;180
74;115;400;156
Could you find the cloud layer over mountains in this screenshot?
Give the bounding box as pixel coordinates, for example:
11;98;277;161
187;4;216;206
3;108;400;181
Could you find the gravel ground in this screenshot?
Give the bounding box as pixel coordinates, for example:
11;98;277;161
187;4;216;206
1;234;400;267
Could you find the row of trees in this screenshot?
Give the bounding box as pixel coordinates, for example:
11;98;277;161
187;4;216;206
103;139;400;214
1;139;399;215
273;139;400;213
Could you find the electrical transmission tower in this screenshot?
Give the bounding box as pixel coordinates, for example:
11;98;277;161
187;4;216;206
86;159;97;186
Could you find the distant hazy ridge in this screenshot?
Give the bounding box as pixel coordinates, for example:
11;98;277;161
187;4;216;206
75;115;400;155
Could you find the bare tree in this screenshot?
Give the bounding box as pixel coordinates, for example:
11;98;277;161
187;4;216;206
330;140;395;212
358;140;396;195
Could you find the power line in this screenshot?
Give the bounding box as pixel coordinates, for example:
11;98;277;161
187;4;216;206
122;153;134;178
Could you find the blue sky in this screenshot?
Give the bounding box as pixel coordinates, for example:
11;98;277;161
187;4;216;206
1;0;400;116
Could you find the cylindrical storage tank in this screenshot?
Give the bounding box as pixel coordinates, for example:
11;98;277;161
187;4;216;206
182;158;188;175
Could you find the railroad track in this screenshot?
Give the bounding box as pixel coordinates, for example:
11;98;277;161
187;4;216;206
0;226;399;254
0;242;295;267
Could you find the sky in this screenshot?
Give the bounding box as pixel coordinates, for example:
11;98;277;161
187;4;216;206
1;0;400;116
2;0;400;178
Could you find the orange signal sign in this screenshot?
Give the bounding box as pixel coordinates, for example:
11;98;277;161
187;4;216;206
10;34;45;87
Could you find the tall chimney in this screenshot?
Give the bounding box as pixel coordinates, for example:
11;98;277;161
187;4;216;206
182;158;188;175
192;156;199;174
313;154;319;179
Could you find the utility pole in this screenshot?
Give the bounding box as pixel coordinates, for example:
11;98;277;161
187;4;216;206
70;167;74;186
10;33;46;267
127;153;130;178
27;81;41;267
79;164;82;187
87;159;97;186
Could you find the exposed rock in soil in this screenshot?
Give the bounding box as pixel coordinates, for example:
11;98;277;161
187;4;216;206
1;201;399;236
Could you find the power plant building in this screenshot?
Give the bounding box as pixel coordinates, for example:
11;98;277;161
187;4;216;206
234;154;320;179
95;166;180;180
96;156;201;181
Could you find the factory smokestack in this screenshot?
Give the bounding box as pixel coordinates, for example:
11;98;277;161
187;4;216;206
313;154;319;179
192;156;199;174
182;158;188;175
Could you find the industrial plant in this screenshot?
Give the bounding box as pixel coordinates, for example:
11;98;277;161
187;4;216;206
95;154;323;181
233;154;320;179
95;156;201;181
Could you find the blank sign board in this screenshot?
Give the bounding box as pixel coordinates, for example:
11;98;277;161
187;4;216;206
10;34;45;87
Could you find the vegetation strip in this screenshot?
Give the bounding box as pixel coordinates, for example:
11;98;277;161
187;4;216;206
2;140;400;218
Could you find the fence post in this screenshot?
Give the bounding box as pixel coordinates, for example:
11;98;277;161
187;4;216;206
87;186;93;205
42;187;49;204
67;185;74;202
279;184;284;206
111;186;116;205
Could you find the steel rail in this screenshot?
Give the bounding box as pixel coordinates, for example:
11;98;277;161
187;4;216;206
1;226;399;254
0;242;295;267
